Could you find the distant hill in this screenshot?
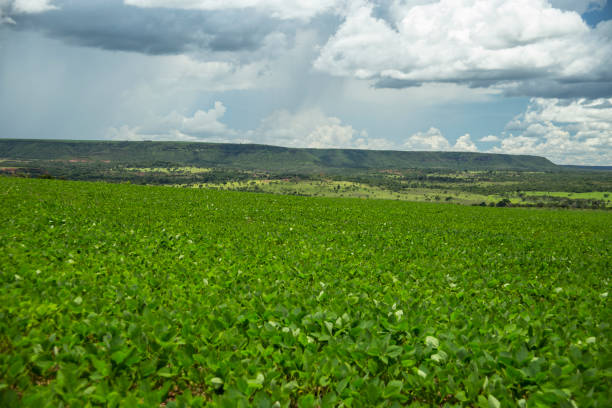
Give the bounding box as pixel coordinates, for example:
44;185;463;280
0;139;559;172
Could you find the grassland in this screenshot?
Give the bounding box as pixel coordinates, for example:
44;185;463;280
185;179;612;208
1;177;610;407
126;167;213;174
524;192;611;200
186;180;492;205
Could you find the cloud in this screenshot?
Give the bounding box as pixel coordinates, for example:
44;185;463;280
255;109;356;148
403;127;451;150
479;135;500;142
124;0;343;21
107;101;238;141
1;0;56;24
107;103;398;149
403;127;478;151
112;102;485;153
153;54;270;92
158;102;236;136
8;0;289;55
13;0;56;13
454;134;478;151
107;98;612;165
490;98;612;164
314;0;612;98
104;97;612;165
252;108;396;149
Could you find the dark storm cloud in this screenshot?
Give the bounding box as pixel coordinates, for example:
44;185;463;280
374;69;554;91
373;78;422;89
372;67;612;99
374;76;612;99
8;0;287;54
503;80;612;99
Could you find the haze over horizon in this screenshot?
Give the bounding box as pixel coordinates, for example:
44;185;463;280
1;0;611;165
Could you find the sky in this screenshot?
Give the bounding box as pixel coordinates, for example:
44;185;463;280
1;0;611;165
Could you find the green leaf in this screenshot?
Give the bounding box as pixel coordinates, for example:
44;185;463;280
156;366;176;378
488;394;501;408
247;373;265;389
336;377;350;395
91;358;111;377
298;393;316;408
383;380;403;398
386;345;403;359
365;382;381;403
455;391;467;402
282;381;299;393
401;359;416;367
111;348;132;365
425;336;439;349
7;357;25;379
431;350;448;363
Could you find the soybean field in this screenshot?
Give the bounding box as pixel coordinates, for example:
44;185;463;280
0;177;610;407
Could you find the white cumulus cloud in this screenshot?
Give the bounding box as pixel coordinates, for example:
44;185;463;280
124;0;343;20
107;103;398;149
0;0;56;24
454;134;478;151
252;109;396;149
314;0;612;97
13;0;55;13
479;135;500;142
155;101;236;136
107;101;238;142
404;127;451;150
403;127;478;151
491;98;612;164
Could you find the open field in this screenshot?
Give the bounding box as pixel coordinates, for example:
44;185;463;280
524;192;611;200
4;159;611;208
1;140;611;210
1;177;610;407
185;179;612;208
186;180;492;205
126;167;213;175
